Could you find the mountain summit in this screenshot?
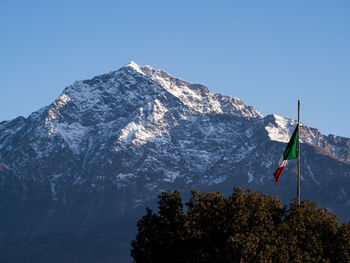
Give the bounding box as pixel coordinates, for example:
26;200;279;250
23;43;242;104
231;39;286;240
0;62;350;262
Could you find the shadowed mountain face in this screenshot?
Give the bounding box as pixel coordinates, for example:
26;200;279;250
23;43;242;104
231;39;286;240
0;62;349;262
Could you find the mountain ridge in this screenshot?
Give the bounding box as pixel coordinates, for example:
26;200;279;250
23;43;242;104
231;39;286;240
0;62;349;202
0;62;349;262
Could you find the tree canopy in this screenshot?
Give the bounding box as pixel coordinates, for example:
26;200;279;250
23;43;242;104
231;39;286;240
131;187;350;263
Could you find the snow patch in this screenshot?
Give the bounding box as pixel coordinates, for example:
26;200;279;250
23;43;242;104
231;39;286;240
248;170;254;183
145;183;157;191
306;164;320;186
53;122;88;154
265;114;297;143
341;187;347;196
46;94;71;135
246;127;253;138
118;173;135;180
232;143;256;163
163;171;181;183
262;159;272;168
126;61;145;75
208;175;228;185
134;199;144;207
50;181;56;200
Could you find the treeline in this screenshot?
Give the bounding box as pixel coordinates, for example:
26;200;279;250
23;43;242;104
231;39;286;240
131;188;350;263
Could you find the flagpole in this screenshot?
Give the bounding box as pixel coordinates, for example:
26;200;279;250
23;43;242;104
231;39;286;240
297;100;301;206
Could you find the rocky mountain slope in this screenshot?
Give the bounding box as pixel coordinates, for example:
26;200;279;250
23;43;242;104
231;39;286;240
0;62;349;262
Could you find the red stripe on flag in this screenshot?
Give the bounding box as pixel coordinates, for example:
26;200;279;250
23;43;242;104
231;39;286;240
274;160;287;184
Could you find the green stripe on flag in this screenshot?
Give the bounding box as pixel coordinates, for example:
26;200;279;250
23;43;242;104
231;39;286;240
283;124;298;160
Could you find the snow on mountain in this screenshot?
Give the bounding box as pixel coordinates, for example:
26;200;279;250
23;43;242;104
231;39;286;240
265;114;297;143
135;62;263;118
265;114;350;163
1;61;349;189
0;62;350;262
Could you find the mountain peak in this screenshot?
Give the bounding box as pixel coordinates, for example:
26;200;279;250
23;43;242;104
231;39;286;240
124;61;156;76
126;60;139;68
124;61;145;75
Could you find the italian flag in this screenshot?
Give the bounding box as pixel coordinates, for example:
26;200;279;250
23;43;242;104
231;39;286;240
274;124;299;184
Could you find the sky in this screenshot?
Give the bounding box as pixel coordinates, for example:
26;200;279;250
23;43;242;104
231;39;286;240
0;0;349;137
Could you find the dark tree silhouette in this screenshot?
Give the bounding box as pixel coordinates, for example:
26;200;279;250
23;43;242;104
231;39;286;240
131;187;350;263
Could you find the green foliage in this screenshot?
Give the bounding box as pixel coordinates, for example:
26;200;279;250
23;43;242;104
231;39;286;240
131;188;350;263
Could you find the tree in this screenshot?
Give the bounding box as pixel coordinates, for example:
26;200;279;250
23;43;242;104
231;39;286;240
131;191;188;263
130;188;350;263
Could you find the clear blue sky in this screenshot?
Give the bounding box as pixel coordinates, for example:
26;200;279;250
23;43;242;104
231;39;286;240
1;0;349;137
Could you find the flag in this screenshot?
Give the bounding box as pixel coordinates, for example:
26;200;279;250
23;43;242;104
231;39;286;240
274;124;299;184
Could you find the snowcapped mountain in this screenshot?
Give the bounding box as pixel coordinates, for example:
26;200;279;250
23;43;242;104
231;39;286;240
0;62;350;262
